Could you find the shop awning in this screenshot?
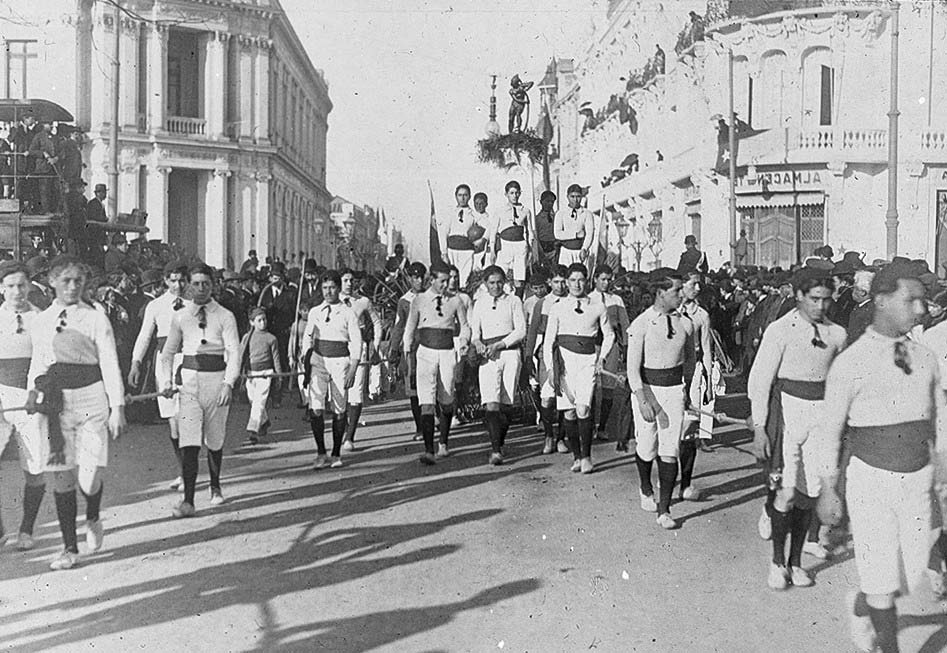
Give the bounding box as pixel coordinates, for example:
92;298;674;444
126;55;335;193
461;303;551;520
735;192;824;209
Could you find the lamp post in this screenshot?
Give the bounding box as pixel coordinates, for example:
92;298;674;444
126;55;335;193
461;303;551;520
614;212;629;271
628;215;648;272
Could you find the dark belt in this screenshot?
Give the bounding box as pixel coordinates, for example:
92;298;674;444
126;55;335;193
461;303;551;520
312;339;349;358
182;354;226;372
557;334;596;355
156;336;167;352
499;225;525;242
418;327;454;350
846;420;933;474
484;334;518;350
561;238;584;251
446;235;475;251
0;357;30;389
641;365;683;387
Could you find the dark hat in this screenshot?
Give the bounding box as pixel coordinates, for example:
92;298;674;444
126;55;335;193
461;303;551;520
792;265;831;291
25;256;49;278
163;259;188;276
303;258;317;273
269;262;286;277
529;270;549;285
141;268;163;287
120;260;141;278
803;256;834;271
407;262;427;277
773;271;793;287
842;251;865;268
94;183;107;193
222;269;241;282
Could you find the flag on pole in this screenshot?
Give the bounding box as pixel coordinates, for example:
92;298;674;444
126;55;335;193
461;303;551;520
427;180;442;265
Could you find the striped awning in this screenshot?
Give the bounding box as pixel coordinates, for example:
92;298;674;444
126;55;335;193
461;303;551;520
735;192;824;209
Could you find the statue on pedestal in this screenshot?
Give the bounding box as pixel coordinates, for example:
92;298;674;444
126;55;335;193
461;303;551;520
508;75;534;134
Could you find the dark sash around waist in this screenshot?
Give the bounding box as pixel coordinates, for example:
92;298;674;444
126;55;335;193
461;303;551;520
779;378;825;401
51;363;103;389
499;225;525;242
641;365;684;387
418;327;454;350
763;378;827;480
557;334;596;355
561;237;584;250
312;339;349;358
846;420;933;474
36;363;103;460
484;334;519;350
182;354;226;372
0;357;31;389
446;235;475;251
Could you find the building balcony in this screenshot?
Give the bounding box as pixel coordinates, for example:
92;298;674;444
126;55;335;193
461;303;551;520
797;127;887;155
921;130;947;161
739;125;889;166
166;116;207;137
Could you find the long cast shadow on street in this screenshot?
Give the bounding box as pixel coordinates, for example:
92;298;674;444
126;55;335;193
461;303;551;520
0;509;538;651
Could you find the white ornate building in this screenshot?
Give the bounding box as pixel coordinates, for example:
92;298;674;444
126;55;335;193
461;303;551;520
548;0;947;271
70;0;332;268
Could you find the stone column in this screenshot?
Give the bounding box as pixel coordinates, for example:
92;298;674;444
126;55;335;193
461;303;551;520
117;148;139;215
147;23;167;134
254;40;272;144
234;37;254;142
145;165;169;241
204;168;230;267
204;31;228;140
121;18;140;129
255;173;271;258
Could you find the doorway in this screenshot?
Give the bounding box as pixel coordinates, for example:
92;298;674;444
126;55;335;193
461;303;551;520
167;169;200;256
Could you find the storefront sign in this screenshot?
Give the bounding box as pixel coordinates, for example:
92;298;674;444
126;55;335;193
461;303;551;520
735;169;825;194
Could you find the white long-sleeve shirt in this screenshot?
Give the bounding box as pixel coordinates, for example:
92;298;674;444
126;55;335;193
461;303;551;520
303;301;363;364
160;299;241;387
543;295;614;368
28;299;125;408
131;292;190;363
470;292;526;349
554;206;594;249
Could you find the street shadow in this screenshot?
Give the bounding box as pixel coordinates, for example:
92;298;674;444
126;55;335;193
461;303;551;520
253;578;541;652
900;611;947;653
0;510;517;652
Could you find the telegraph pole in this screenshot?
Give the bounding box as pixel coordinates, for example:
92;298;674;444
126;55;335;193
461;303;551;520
885;2;900;259
109;3;121;220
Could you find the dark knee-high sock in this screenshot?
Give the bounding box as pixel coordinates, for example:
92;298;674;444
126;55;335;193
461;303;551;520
657;460;677;515
181;446;199;505
485;411;501;453
409;396;422;432
344;404;362;441
331;414;345;457
679;439;698;491
564;418;579;459
807;512;821;543
421;414;436;454
19;484;45;535
310;413;326;454
82;482;103;523
577;417;593;458
636;457;654;496
598;393;613;432
557;410;564;441
439;408;453;445
764;488;776;517
540;404;555;439
498;408;511;447
53;490;78;553
789;506;813;568
170;436;182;466
207;449;223;491
771;508;791;566
868;606;900;653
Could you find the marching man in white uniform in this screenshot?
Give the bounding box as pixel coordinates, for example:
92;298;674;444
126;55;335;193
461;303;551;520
554;184;594;268
0;261;48;551
470;265;526;465
27;255;126;569
339;269;382;451
160;263;240;518
129;260;190;490
817;262;945;653
441;184;483;287
404;260;470;464
486;180;533;296
303;270;362;468
543;263;614;474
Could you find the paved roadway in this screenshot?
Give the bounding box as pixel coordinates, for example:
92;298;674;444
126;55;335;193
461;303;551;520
1;394;946;652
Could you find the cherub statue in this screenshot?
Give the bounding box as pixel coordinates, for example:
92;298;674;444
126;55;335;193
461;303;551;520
508;75;534;134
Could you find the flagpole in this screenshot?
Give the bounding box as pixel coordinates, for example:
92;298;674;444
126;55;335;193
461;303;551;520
728;48;737;266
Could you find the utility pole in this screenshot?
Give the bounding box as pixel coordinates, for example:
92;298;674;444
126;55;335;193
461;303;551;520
885;2;900;260
3;39;37;98
109;4;121;220
728;49;737;266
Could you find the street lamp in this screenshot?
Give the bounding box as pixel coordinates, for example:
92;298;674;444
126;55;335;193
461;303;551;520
614;211;629;271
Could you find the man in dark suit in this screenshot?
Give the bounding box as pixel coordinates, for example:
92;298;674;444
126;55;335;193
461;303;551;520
25;256;52;309
257;261;297;405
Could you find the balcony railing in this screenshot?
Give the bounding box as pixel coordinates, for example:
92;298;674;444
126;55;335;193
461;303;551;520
921;130;947;152
166;116;206;136
797;128;886;153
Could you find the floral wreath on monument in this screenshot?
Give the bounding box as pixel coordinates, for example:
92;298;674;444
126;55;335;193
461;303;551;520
476;129;546;170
